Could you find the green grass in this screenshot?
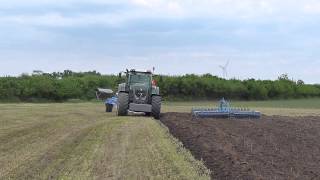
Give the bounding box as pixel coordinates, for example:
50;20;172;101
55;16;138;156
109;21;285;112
0;103;210;180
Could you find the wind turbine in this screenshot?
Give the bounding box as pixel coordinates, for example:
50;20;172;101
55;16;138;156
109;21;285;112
219;60;229;79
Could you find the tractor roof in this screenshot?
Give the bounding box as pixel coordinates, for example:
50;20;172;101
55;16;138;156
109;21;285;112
128;69;152;75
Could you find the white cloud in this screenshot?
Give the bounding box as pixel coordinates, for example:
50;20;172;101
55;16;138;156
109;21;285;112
0;0;126;7
131;0;155;8
127;0;320;21
1;0;320;28
129;0;283;19
130;0;185;16
0;12;141;27
303;1;320;14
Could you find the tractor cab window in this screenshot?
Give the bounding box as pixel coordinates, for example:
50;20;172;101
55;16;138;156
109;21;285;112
129;74;151;84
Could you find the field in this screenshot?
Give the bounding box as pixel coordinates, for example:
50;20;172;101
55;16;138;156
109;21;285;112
1;99;320;180
0;103;209;180
161;113;320;179
162;99;320;179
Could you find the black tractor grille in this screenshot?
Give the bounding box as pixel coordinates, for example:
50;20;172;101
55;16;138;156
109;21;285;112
133;87;148;104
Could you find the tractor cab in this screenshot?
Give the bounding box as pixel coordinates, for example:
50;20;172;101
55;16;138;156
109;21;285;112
127;70;152;87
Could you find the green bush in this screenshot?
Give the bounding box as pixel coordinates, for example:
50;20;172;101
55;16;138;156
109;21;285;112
0;71;319;102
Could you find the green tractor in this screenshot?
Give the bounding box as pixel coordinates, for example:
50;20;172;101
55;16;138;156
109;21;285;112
117;69;161;119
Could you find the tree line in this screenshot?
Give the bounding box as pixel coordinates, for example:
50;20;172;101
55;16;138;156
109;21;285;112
0;70;319;102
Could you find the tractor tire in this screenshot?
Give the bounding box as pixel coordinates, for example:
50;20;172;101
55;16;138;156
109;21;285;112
151;95;161;119
117;92;129;116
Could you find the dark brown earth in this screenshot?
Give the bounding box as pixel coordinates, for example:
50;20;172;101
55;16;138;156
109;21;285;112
160;113;320;180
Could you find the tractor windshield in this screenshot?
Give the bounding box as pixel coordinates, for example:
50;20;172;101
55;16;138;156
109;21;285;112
129;73;151;84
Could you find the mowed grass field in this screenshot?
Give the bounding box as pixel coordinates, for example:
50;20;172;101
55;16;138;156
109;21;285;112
0;103;210;180
1;99;319;180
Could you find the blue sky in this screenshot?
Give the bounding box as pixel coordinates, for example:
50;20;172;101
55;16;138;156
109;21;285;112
1;0;320;83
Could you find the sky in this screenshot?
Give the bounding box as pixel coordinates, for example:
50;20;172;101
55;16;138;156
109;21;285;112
0;0;320;83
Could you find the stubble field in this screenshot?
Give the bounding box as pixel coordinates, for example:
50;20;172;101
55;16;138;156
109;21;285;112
1;99;320;180
0;103;209;180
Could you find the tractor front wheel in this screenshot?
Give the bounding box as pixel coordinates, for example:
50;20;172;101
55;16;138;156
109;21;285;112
117;92;129;116
151;95;161;119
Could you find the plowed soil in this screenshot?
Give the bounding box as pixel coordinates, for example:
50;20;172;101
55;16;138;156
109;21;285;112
161;113;320;180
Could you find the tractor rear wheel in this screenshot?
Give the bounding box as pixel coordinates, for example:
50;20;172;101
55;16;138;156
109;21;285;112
117;92;129;116
151;95;161;119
